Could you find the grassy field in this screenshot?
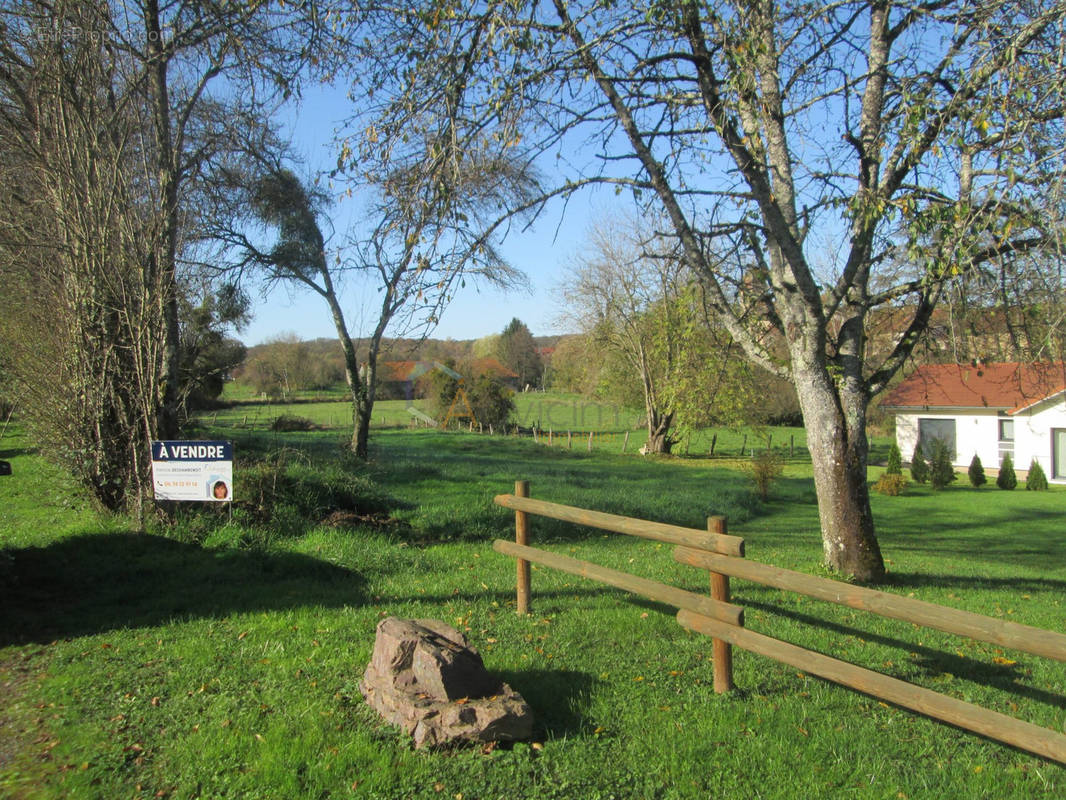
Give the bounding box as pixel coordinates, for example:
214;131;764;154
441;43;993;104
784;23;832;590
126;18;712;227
1;421;1064;799
201;387;813;461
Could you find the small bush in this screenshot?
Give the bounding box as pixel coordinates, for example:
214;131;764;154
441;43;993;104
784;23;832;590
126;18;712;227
873;472;907;496
235;451;394;536
967;454;986;488
744;450;784;501
271;414;319;432
929;440;957;490
997;453;1017;490
1026;460;1049;491
885;443;902;476
910;444;929;484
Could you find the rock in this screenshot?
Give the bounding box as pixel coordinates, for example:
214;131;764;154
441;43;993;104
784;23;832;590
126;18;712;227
360;617;534;748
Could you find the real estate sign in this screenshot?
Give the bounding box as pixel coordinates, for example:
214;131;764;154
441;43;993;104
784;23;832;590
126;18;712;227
151;440;233;502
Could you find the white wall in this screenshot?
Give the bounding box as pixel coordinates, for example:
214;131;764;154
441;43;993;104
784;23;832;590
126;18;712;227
894;396;1066;481
895;414;920;462
894;409;1002;468
1015;396;1066;482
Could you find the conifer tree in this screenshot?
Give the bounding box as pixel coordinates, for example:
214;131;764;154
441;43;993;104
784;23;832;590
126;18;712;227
886;444;902;476
910;444;929;484
997;454;1017;490
1026;460;1049;491
929;440;957;490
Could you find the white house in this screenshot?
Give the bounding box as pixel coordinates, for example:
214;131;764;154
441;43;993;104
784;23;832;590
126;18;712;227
881;362;1066;483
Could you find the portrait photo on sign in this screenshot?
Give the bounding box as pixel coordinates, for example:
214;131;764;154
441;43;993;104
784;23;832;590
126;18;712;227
208;476;230;501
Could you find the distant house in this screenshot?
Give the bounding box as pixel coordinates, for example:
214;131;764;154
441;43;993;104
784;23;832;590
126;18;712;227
881;362;1066;482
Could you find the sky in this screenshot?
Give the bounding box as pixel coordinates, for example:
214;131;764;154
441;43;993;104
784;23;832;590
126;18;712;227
237;84;620;347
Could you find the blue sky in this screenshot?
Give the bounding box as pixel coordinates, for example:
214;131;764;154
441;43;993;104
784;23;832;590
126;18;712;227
237;84;620;346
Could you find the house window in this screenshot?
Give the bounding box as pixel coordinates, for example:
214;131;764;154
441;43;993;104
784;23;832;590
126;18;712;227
998;418;1015;464
918;418;956;460
1054;429;1066;481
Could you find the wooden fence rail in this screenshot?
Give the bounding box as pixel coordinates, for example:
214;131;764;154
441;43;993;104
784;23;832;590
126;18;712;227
492;481;1066;764
677;609;1066;765
494;493;744;556
674;545;1066;663
493;540;744;626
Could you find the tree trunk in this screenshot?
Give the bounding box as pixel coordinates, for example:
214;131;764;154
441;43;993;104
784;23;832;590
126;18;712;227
792;366;886;582
145;0;182;441
352;371;374;460
645;409;675;454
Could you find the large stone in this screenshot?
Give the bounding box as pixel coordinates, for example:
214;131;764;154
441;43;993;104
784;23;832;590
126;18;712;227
360;617;534;748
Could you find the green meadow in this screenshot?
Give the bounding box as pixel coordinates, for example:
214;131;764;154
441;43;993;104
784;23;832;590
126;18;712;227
1;410;1064;799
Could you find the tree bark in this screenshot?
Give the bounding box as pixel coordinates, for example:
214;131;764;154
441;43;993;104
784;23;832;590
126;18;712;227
352;360;375;460
320;280;374;460
792;365;885;582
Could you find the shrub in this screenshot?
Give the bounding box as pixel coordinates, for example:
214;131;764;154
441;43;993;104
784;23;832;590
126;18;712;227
885;443;902;476
873;472;907;496
237;451;394;534
744;450;784;501
996;453;1017;490
910;443;929;484
425;369;515;429
928;440;957;490
967;454;986;488
271;413;319;432
1026;460;1049;491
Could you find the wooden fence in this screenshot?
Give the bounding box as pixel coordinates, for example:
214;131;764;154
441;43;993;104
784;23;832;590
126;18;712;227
492;481;1066;764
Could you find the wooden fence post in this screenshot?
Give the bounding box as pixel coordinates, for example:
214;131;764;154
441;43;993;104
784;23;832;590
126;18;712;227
515;480;531;616
622;431;630;453
708;515;735;693
587;431;593;452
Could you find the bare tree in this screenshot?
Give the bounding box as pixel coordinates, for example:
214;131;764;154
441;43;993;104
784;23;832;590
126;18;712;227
0;0;337;510
107;0;335;437
561;220;688;452
357;0;1066;580
217;153;532;458
561;217;750;452
0;1;168;512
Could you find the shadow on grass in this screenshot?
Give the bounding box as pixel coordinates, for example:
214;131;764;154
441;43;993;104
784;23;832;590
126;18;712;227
880;518;1066;572
0;532;366;646
884;570;1066;594
0;446;36;459
495;668;600;739
740;598;1066;710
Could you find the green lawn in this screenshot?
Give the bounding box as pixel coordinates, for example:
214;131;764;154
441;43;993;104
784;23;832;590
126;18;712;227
1;424;1064;799
198;388;814;462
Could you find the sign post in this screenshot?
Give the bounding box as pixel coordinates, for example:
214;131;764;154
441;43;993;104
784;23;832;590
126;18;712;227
151;440;233;502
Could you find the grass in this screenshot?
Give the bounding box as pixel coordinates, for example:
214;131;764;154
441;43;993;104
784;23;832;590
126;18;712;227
197;387;814;462
1;423;1064;799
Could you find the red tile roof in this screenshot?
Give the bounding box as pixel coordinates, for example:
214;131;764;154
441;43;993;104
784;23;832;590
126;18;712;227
882;362;1066;414
378;358;518;382
469;357;518;379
